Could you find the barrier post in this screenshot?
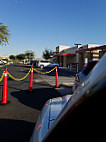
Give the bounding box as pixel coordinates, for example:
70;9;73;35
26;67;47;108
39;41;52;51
55;66;59;88
2;67;8;104
29;66;33;92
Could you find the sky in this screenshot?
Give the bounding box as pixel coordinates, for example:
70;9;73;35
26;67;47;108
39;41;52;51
0;0;106;58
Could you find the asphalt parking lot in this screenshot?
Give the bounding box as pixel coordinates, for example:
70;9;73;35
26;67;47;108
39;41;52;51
0;65;64;142
38;67;75;86
37;67;75;95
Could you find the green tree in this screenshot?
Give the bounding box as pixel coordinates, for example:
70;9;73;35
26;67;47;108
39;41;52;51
9;55;16;60
42;49;54;59
0;23;10;45
16;54;25;60
25;50;35;60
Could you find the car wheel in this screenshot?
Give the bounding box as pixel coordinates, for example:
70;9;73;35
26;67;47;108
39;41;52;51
40;65;44;69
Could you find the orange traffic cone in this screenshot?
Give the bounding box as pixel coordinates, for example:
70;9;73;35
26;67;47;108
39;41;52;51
55;66;59;88
29;66;33;92
2;67;8;104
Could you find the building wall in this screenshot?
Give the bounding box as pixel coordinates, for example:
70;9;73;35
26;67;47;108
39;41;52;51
67;56;77;64
99;49;106;59
56;45;71;53
0;56;9;61
58;56;63;67
79;44;101;50
55;44;106;72
63;46;78;54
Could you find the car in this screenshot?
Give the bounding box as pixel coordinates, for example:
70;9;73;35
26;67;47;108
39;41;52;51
0;59;4;65
30;54;106;142
73;60;98;92
2;60;7;64
38;60;59;69
25;61;30;65
19;61;23;64
30;60;39;67
9;61;13;65
30;95;72;142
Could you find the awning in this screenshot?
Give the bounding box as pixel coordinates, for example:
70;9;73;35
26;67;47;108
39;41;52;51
54;53;76;57
76;45;106;53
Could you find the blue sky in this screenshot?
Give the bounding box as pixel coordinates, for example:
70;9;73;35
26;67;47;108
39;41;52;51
0;0;106;58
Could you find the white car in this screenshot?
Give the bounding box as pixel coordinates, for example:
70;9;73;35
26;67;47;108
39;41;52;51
0;59;7;64
9;61;13;65
3;60;7;64
19;61;23;64
0;59;4;65
38;60;59;69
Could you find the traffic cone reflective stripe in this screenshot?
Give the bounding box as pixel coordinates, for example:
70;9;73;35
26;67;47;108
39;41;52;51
55;66;59;88
2;67;7;104
29;66;33;92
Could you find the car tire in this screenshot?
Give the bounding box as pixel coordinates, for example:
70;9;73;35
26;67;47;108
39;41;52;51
40;65;44;69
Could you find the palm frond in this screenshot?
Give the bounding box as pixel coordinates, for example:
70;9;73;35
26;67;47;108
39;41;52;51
0;23;10;46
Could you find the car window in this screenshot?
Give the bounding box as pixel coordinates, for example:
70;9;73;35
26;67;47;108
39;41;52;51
82;61;97;76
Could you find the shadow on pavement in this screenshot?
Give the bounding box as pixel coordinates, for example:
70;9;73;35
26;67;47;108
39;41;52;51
11;87;61;110
0;119;34;142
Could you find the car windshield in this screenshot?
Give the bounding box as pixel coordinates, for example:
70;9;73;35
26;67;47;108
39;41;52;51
82;61;98;76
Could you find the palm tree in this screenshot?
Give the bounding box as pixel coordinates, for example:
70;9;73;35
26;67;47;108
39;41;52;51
0;23;10;46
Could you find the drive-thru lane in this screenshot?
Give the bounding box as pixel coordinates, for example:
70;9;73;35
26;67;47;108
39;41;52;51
0;65;61;142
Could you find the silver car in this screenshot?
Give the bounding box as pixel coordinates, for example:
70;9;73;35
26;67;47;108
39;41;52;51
38;60;59;69
30;95;72;142
30;54;106;142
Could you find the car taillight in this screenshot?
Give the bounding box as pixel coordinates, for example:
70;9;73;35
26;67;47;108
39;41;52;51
75;74;80;82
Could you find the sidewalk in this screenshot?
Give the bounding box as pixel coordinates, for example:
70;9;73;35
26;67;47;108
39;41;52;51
55;84;73;96
38;67;75;96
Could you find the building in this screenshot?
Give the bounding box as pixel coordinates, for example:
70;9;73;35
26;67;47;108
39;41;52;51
54;44;82;68
56;45;71;53
77;44;106;71
0;56;10;61
54;44;106;72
